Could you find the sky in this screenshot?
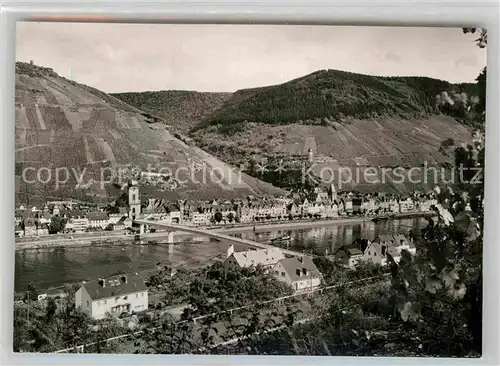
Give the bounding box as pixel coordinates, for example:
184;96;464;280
15;22;487;93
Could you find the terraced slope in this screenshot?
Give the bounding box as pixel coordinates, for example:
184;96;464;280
14;62;284;205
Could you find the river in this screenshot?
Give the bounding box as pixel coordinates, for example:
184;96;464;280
14;217;426;292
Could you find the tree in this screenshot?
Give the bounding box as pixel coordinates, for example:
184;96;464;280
214;211;223;223
48;216;66;234
45;297;57;322
24;283;39;302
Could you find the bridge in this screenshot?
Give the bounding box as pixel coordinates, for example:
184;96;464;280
133;219;304;257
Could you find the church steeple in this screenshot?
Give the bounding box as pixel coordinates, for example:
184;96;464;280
128;181;141;220
329;183;337;202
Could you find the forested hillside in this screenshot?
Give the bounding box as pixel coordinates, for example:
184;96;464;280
191;69;480;135
112;90;231;134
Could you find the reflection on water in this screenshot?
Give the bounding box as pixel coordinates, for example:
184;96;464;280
242;217;426;255
15;218;425;292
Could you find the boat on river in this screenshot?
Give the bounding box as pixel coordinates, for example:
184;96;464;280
269;234;291;244
371;214;395;223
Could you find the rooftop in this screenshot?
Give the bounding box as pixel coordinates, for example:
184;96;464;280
278;256;322;282
82;273;148;301
231;247;285;268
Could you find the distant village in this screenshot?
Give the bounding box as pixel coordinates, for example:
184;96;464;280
15;179;438;238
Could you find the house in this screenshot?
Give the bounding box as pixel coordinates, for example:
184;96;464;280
109;216;132;231
165;203;181;224
108;208;128;224
63;210;89;232
75;273;148;320
352;197;362;215
21;216;40;237
388;198;400;213
323;201;339;218
192;212;212;226
272;256;322;292
343;197;353;215
362;234;415;265
87;212;109;229
399;197;415;213
224;246;285;273
361;197;377;214
287;202;302;218
362;240;391;266
15;225;24;238
418;197;438;212
334;238;370;268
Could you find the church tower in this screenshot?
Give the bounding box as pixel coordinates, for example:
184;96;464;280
329;183;337;202
128;181;141;220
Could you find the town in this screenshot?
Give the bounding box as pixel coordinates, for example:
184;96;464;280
15;179;429;329
15;181;438;238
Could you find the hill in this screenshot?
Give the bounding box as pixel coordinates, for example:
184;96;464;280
14;62;285;205
110;68;481;194
111;90;232;134
189;69;480;193
192;69;479;134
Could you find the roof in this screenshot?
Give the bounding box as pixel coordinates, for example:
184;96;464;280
277;256;322;282
347;247;363;256
116;216;130;224
166;203;180;212
334;241;366;257
65;210;88;218
87;211;109;221
143;198;167;214
374;234;413;248
231;248;285;268
82;273;148;301
380;243;400;258
374;234;396;244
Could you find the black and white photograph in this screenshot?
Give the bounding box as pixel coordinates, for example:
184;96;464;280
13;22;486;357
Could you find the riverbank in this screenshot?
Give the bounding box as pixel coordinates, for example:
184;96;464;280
15;211;434;251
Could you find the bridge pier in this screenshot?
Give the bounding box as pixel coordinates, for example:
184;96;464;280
139;224;145;235
167;231;175;244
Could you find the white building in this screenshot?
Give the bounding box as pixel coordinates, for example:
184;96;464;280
224;246;285;273
192;212;212;226
75;273;149;320
272;256;322;293
399;198;415;213
87;212;109;229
